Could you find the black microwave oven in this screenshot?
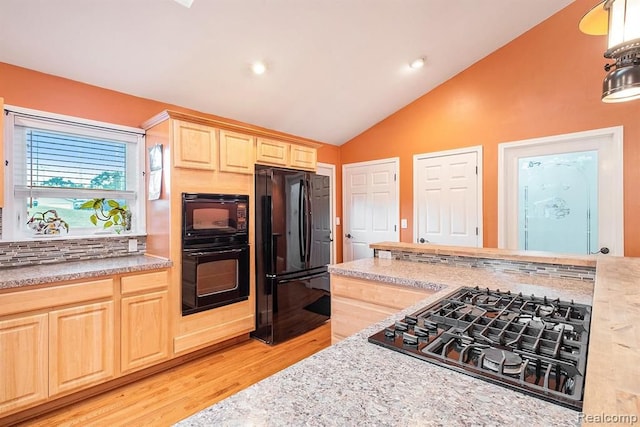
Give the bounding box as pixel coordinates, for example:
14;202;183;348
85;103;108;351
182;193;248;241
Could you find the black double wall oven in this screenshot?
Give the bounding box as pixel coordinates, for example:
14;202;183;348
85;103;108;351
181;193;250;316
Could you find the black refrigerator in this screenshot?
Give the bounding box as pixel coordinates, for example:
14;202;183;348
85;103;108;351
252;165;332;344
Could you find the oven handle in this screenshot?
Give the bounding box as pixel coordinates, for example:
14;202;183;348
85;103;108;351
186;248;245;257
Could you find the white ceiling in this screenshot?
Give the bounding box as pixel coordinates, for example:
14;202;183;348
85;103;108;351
0;0;573;145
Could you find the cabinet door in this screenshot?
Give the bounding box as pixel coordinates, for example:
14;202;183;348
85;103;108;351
49;301;115;396
256;137;289;166
121;290;170;374
0;314;48;413
219;130;255;174
290;144;317;171
173;120;218;170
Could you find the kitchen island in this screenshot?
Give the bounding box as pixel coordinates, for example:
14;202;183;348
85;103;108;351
176;251;632;427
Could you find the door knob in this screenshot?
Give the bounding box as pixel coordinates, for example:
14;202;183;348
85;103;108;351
345;233;352;239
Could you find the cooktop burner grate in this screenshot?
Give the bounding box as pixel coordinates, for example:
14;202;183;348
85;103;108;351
368;286;591;410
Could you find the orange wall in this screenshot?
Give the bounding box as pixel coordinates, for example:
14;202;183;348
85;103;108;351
0;61;342;260
341;0;640;257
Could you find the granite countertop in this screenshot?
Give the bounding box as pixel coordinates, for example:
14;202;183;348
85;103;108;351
178;258;598;427
328;257;595;303
0;255;172;290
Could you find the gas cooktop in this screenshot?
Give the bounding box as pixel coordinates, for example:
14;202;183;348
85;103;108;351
368;286;591;410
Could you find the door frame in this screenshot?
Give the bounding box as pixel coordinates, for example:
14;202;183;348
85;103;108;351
412;146;483;247
342;157;400;261
316;162;337;265
497;126;624;255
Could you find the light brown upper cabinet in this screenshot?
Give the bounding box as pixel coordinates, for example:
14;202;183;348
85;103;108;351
256;137;317;171
219;130;255;175
173;120;218;170
290;143;317;171
256;137;289;166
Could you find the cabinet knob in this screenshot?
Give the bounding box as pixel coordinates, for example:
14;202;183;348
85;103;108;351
345;233;352;239
419;238;428;243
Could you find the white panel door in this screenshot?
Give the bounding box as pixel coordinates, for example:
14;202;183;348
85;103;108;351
414;150;480;247
343;159;399;261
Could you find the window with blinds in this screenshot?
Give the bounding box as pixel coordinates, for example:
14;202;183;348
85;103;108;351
3;107;145;239
24;129;127;191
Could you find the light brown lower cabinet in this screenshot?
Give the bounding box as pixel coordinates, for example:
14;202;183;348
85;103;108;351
0;314;48;414
330;274;434;343
0;269;170;418
49;302;115;396
121;290;169;373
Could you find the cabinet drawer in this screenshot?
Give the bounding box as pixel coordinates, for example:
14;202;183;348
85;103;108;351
121;270;168;295
331;275;432;311
0;279;114;317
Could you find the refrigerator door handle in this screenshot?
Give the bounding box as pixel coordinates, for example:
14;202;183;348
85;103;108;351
298;179;306;263
305;175;313;267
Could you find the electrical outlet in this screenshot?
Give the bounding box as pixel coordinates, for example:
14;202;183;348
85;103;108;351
401;219;408;229
378;250;392;259
128;239;138;252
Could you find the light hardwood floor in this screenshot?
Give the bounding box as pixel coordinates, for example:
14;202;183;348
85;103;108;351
15;323;331;427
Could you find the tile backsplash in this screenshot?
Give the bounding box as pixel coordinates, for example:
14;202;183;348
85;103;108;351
376;249;596;282
0;208;147;268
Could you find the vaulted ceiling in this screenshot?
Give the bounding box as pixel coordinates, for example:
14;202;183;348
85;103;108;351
0;0;573;145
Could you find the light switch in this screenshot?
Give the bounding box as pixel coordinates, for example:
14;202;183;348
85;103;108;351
336;217;341;226
401;219;407;229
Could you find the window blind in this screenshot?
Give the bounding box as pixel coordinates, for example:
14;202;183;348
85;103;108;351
24;128;127;190
11;112;139;200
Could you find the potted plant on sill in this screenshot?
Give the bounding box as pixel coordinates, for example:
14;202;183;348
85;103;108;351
81;198;131;234
26;209;70;235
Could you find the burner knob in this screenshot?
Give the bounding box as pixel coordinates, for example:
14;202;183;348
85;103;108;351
402;332;418;346
394;321;409;332
384;327;396;338
422;320;438;332
404;315;417;325
413;326;430;337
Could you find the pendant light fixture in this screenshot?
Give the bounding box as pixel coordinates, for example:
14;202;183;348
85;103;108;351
579;0;640;102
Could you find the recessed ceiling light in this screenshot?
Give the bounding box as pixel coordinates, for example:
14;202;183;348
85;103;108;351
409;57;425;69
251;61;267;75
